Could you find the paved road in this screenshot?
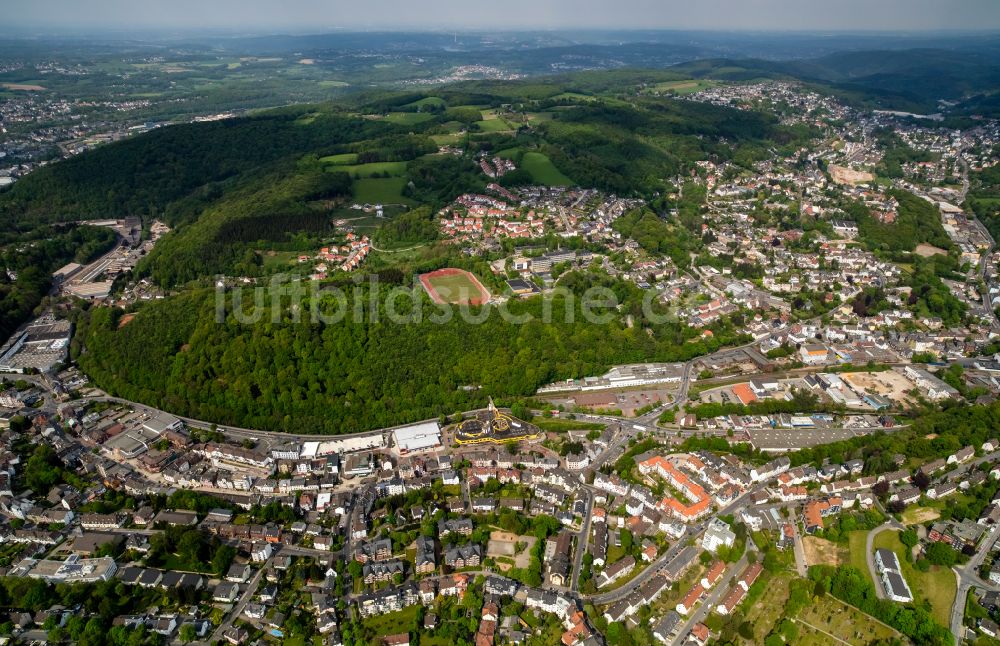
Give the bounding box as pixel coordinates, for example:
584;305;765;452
669;551;753;646
209;559;267;643
865;521;904;600
585;484;763;605
790;510;807;577
950;526;1000;640
585;525;697;605
570;486;594;590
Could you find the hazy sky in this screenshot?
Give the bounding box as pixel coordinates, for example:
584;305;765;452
5;0;1000;32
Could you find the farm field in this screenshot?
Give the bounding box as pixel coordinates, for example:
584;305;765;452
521;152;573;186
872;529;956;626
795;593;903;645
352;177;413;205
476;118;514;133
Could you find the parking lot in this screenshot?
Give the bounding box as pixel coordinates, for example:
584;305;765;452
749;427;862;451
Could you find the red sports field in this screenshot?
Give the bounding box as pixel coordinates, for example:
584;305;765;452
419;268;491;305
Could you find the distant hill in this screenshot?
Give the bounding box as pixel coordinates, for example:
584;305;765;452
671;48;1000;113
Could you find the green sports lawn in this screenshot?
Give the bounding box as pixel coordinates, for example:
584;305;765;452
425;272;487;304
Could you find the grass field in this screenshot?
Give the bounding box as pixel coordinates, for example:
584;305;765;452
431;133;464;145
526;111;556;122
847;530;869;573
384;111;435;125
403;96;446;109
901;506;941;525
522;152;573;186
650;79;718;95
796;593;903;645
803;536;848;567
319;153;359;165
475;118;514;133
420;268;489;305
872;529;956;626
260;250;300;270
352;177;413;205
420;636;454;646
337;161;408;178
361;605;420;637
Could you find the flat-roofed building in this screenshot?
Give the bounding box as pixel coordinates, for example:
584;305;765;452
12;555;116;583
392;421;442;455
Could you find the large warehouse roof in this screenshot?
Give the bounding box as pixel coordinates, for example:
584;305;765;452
393;421;442;453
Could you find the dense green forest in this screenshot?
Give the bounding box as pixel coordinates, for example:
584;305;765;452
809;566;952;645
966;163;1000;240
0;225;117;341
138;161;353;285
0;575;166;646
848;189;953;253
788;400;1000;472
0;111;395;225
71;277;747;433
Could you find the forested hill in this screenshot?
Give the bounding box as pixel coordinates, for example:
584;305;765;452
0;110;398;226
0;71;798;226
72;283;749;434
1;72;815;286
